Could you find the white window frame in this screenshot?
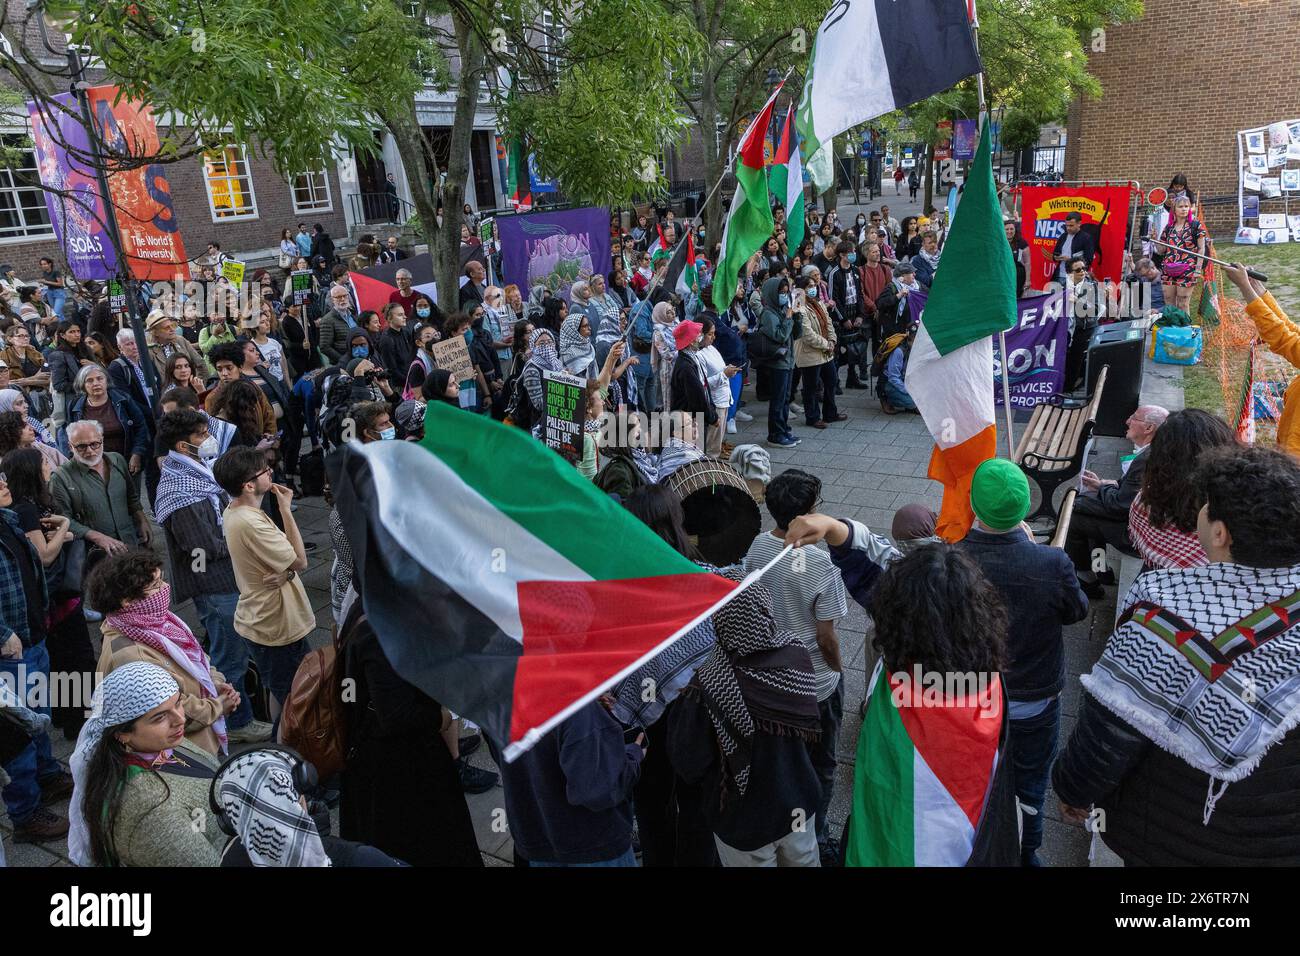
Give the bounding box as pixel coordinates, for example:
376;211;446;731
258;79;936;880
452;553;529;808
201;145;259;222
289;170;333;214
0;130;56;244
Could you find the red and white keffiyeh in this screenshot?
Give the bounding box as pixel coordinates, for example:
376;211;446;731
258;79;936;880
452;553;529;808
1128;492;1208;570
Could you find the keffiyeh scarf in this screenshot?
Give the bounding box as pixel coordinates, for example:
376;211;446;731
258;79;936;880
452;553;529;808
213;750;331;867
1083;563;1300;801
656;437;703;481
69;662;180;866
154;451;229;526
559;313;596;377
106;586;227;752
686;567;820;804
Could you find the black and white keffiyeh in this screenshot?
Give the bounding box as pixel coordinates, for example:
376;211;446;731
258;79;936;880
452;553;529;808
686;566;821;805
1083;563;1300;800
69;662;180;866
214;750;331;867
153;451;229;526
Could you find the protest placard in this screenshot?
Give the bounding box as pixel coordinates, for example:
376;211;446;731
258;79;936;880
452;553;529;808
221;259;246;286
432;333;475;383
541;369;586;462
290;270;313;306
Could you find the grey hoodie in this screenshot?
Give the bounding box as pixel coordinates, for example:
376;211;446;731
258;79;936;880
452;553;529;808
757;275;800;371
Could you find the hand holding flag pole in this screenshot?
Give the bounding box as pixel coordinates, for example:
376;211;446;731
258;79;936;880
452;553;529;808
1147;237;1268;282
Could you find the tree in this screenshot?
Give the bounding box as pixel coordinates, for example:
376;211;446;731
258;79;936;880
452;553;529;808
663;0;826;244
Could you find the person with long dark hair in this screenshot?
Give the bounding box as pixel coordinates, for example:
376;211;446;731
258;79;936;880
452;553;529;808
1;447;88;738
1053;445;1300;866
47;321;93;422
847;543;1019;866
69;661;224;866
1128;408;1237;570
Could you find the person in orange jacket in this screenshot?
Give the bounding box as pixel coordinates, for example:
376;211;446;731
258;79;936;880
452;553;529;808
1223;263;1300;459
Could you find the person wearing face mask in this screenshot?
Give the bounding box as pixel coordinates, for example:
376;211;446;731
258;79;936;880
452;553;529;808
824;241;864;388
756;276;801;448
90;548;245;760
793;275;843;430
153;410;272;746
411;294;439;331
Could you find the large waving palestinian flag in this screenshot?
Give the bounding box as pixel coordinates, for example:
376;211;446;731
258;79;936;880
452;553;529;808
710;85;781;312
846;663;1018;866
904;121;1017;541
329;403;764;758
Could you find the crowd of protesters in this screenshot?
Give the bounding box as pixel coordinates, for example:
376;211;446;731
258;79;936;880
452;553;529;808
0;175;1298;869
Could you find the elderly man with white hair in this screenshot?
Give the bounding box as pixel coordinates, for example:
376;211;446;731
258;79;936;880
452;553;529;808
50;418;151;557
108;327;155;416
145;309;210;382
388;265;420;318
1065;404;1170;598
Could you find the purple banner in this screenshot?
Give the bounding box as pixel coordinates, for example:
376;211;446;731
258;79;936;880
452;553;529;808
498;206;610;303
908;289;1069;408
27;95;118;280
953;118;978;162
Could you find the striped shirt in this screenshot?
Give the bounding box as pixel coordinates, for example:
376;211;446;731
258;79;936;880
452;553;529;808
744;531;848;701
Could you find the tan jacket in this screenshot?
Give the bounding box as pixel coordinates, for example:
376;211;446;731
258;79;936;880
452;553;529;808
794;302;837;368
147;332;211;382
97;623;228;757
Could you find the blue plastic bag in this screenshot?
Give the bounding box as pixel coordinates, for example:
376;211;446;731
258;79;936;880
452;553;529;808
1153;325;1202;365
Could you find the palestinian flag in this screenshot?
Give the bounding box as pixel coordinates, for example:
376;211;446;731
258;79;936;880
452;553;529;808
1197;239;1219;325
795;0;981;194
670;232;697;298
506;135;532;211
711;85;781;312
769;109;806;254
846;664;1017;867
1234;341;1256;444
328;402;776;759
904;121;1016;541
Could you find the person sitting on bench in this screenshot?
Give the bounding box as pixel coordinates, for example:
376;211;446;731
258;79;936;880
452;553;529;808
1063;404;1168;598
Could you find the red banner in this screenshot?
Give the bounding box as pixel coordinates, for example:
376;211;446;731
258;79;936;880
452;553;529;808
1020;184;1131;290
86;86;187;281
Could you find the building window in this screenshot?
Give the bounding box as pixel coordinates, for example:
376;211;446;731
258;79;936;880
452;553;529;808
290;171;332;213
0;134;55;241
202;146;258;221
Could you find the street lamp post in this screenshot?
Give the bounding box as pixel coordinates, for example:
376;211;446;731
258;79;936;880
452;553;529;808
64;43;160;394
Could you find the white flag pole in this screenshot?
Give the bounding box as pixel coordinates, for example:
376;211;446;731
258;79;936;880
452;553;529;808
501;544;796;763
968;0;1016;456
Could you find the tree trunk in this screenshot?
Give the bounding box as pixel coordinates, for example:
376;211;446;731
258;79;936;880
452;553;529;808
431;17;486;316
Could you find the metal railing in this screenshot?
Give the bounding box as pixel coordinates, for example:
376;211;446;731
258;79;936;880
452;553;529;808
347;191;417;226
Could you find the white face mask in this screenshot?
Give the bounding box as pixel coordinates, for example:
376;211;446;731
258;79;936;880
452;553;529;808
187;436;220;460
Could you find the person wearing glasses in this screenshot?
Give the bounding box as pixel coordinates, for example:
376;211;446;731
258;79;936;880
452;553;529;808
1064;257;1101;391
50;419;151;559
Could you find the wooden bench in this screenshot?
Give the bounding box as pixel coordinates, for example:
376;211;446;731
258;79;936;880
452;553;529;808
1049;488;1078;549
1013;366;1108;524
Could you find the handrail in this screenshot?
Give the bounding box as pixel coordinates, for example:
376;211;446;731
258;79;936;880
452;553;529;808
347;191;417;226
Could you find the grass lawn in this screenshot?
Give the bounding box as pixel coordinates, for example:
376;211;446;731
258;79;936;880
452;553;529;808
1176;242;1299;445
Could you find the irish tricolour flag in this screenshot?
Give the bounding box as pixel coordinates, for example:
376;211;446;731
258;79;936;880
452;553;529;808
904;121;1017;541
330;402;779;759
846;664;1013;867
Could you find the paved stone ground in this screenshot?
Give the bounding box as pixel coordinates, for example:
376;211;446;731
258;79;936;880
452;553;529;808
2;187;1125;868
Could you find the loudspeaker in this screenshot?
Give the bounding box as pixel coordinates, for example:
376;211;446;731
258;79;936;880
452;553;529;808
1086;322;1147;437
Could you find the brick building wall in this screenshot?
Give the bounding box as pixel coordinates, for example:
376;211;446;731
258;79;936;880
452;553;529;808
1065;0;1300;239
0;145;348;281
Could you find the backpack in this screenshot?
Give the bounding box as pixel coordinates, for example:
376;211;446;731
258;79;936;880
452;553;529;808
504;367;539;432
871;332;908;396
316;367;356;450
278;634;347;780
298;448;326;497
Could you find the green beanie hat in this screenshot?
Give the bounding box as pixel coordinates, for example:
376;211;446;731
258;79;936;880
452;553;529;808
970;458;1030;531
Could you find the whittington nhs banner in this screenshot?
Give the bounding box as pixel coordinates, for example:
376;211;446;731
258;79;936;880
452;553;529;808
28;87;187;281
909;288;1069;408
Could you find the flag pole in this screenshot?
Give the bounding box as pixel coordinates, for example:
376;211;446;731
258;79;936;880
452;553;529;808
501;544;796;763
968;1;1016;456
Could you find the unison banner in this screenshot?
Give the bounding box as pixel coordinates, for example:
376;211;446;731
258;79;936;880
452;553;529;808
85;86;187;281
27;95;118;280
909;289;1069;408
498;206;609;303
1020;184;1130;289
